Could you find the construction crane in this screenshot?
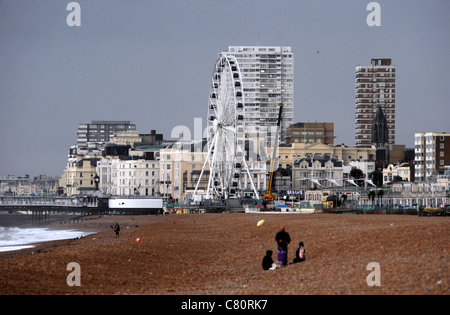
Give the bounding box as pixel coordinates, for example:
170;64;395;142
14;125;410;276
264;103;283;202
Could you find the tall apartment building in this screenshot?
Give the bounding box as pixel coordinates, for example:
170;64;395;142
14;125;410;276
222;46;294;146
415;132;450;181
286;122;335;145
355;59;396;148
77;120;136;147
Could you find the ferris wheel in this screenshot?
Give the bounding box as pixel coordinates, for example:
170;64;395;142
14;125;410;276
193;53;259;200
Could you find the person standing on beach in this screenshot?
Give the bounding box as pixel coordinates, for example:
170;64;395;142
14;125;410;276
275;226;291;266
114;223;120;238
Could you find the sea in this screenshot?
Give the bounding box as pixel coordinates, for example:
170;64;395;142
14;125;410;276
0;213;94;253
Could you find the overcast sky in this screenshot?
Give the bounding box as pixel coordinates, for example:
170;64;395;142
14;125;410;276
1;0;449;177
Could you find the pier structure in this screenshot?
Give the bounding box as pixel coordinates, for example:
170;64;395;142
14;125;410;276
0;195;104;215
0;195;167;215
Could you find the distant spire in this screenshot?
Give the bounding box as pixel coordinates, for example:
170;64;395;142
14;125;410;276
371;105;390;163
371;105;388;145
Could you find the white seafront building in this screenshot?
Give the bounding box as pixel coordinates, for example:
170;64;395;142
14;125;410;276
97;157;160;197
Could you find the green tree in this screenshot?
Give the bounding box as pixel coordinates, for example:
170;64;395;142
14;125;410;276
350;168;363;179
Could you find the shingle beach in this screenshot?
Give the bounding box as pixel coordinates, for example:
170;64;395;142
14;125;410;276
0;213;448;295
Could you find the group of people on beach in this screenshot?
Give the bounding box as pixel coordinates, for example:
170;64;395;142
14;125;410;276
112;221;301;270
262;226;306;270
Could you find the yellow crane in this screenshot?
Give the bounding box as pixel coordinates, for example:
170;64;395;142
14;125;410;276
263;103;283;202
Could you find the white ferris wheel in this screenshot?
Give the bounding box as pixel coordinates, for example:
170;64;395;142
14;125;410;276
193;53;259;200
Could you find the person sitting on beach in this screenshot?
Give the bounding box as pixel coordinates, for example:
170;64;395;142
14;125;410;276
293;241;306;263
262;250;274;270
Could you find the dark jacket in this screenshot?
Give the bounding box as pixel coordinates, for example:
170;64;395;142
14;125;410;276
275;230;291;248
262;251;274;270
293;246;306;263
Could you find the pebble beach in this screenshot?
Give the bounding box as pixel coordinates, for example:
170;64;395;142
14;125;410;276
0;213;448;295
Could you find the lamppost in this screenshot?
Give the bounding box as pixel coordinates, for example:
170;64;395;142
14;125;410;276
94;174;100;191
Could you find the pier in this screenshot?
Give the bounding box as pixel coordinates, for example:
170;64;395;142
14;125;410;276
0;196;104;214
0;196;167;215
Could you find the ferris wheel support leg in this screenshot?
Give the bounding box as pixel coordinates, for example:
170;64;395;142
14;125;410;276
193;134;215;198
242;157;260;199
206;131;220;199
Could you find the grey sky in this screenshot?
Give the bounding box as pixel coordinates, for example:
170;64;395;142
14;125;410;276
1;0;449;177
